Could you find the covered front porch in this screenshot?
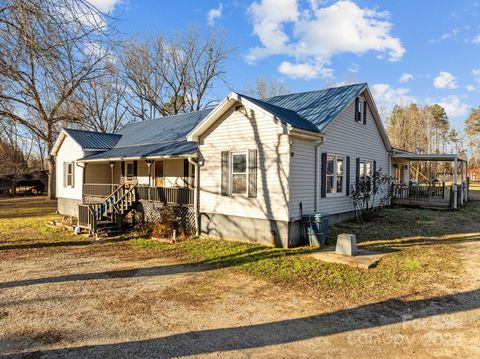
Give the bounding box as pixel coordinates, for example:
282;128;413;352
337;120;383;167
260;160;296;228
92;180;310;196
80;157;196;206
391;151;469;210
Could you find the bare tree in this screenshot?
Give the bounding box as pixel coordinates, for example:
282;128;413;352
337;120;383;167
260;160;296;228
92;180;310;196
248;77;291;99
71;63;128;133
121;28;231;120
0;0;115;198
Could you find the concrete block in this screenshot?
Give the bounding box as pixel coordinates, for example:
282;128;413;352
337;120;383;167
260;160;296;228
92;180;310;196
335;233;357;256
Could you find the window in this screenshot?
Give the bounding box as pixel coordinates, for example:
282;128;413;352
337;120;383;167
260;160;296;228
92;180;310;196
232;153;247;194
126;162;134;179
326;154;345;195
64;162;74;187
358;159;373;191
357;99;363;122
359;159;373;176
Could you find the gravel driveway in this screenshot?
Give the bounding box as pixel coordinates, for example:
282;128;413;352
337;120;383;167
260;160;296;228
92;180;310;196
0;237;479;358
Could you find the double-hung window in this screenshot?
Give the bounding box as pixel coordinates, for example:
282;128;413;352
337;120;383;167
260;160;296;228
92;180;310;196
232;153;247;194
64;162;74;188
326;154;345;195
359;159;373;176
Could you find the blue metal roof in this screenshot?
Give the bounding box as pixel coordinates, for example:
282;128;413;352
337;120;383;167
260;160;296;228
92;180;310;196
77;84;367;161
262;83;367;131
114;109;213;147
237;93;320;133
80;109;213;160
81;140;197;160
64;128;121;149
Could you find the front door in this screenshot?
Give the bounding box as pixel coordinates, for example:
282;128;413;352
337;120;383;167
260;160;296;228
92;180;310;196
155;160;164;187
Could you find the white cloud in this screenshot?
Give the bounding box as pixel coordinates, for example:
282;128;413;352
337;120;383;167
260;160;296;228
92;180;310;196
436;95;469;117
467;85;475;91
89;0;123;13
433;71;458;89
399;72;413;83
207;3;223;26
246;0;405;79
472;69;480;83
429;28;461;43
469;34;480;44
371;83;416;119
278;61;327;79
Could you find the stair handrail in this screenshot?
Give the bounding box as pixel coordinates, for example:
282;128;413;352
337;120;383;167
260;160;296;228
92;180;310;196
112;183;137;213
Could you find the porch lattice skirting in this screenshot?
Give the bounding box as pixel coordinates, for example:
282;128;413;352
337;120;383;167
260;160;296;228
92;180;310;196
133;200;195;234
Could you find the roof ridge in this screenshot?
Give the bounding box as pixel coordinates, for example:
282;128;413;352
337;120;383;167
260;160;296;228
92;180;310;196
264;82;367;101
64;128;120;136
112;139;191;149
119;108;213;131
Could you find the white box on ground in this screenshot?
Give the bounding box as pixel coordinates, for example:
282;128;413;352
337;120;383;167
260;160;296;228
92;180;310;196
335;234;357;256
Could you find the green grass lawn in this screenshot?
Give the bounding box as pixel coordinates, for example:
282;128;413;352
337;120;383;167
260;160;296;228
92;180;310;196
0;196;475;305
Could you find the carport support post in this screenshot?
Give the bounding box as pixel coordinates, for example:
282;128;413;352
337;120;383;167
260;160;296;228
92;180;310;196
465;161;469;202
460;161;464;205
453;158;458;210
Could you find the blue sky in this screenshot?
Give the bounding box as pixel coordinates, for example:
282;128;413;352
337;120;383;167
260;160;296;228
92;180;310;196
94;0;480;130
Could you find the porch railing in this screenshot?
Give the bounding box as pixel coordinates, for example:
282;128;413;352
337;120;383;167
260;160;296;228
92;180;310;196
392;182;445;201
83;183;120;198
136;186;194;206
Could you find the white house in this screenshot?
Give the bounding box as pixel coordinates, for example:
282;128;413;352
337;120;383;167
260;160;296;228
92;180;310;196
52;83;395;247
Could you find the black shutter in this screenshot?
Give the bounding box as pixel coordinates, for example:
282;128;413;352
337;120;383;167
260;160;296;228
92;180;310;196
133;161;138;176
363;100;367;125
121;161;125;177
183;159;189;177
373;160;377;191
321;152;327;198
248;149;257;198
354;97;359;122
346;156;350;196
356;157;360;187
221;151;230;196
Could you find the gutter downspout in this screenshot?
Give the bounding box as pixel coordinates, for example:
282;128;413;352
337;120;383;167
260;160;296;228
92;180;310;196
314;138;324;213
188;157;200;236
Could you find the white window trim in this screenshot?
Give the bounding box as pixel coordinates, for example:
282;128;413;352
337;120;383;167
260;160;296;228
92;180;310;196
326;154;345;197
65;162;74;188
359;159;373;177
230;151;249;196
356;98;364;122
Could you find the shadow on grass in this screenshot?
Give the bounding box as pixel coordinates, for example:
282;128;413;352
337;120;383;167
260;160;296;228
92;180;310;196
3;289;479;358
0;236;136;251
0;245;302;290
329;201;480;245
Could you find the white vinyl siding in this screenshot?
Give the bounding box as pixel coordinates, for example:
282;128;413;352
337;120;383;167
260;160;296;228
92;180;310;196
289;93;389;218
55;135;84;201
199;104;290;221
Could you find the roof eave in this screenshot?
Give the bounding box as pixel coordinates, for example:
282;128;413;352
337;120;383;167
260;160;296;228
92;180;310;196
78;153;198;163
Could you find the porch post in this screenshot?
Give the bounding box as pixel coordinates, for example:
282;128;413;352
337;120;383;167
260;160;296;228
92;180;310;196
465;161;469;202
146;160;152;187
453;157;458;210
460;160;464;205
188;156;200;236
109;162;114;187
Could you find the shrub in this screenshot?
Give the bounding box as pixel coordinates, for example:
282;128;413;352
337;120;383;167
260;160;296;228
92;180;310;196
350;169;394;222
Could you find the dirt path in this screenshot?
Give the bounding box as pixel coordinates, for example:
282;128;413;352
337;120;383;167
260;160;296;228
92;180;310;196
0;239;479;358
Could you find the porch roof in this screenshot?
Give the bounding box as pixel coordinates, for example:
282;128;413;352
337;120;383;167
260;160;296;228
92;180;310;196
392;151;467;162
78;140;197;162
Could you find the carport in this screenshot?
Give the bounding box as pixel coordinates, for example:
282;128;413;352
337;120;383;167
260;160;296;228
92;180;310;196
391;149;468;210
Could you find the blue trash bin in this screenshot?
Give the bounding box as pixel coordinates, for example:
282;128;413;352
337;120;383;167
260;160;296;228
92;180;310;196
302;214;329;247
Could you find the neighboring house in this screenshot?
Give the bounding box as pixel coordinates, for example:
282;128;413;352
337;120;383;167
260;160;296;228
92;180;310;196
52;83;392;247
